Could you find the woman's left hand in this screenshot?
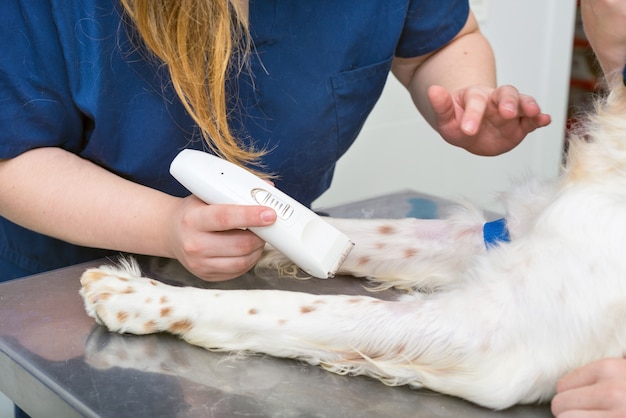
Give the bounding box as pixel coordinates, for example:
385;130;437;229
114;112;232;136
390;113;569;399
428;84;551;156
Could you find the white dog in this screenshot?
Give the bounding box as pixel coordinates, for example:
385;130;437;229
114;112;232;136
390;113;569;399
80;84;626;410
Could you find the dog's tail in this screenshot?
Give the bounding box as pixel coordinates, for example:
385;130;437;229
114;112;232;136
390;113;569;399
563;81;626;183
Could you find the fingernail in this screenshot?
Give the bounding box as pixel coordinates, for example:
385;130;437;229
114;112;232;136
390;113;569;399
462;121;475;134
261;209;276;223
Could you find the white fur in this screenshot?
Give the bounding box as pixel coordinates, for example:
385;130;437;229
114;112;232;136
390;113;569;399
80;85;626;410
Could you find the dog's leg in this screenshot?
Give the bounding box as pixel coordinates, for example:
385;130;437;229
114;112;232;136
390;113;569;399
80;261;547;409
257;206;487;291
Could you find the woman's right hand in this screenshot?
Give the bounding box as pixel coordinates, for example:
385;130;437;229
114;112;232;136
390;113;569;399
168;195;277;281
0;148;275;282
551;358;626;417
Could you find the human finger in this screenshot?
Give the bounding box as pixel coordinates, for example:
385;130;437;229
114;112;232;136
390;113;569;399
458;86;490;135
199;203;277;232
491;84;520;119
427;85;456;128
552;383;600;415
552;379;626;417
557;359;624;393
516;94;542;118
185;238;267;281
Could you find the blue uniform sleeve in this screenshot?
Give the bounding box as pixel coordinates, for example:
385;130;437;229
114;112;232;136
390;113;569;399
396;0;471;58
0;1;83;159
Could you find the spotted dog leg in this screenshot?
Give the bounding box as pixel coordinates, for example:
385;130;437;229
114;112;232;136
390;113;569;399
80;258;534;410
257;208;487;292
81;261;400;358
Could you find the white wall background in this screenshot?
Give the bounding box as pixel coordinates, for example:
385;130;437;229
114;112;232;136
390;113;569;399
314;0;578;213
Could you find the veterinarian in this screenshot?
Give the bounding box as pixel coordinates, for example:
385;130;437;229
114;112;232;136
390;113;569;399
551;1;626;416
0;0;551;286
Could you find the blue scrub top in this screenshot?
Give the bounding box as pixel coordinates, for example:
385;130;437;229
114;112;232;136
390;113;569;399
0;0;469;279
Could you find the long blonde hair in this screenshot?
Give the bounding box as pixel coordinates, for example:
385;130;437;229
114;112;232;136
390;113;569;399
119;0;265;171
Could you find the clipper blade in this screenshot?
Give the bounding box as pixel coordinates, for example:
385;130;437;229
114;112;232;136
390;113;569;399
326;240;355;278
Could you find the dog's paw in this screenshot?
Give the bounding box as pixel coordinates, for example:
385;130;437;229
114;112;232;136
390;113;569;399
80;263;190;336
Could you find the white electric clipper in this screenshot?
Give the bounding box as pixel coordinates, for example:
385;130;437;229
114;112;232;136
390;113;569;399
170;149;354;278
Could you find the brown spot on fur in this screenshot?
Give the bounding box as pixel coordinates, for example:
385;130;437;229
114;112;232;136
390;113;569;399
278;319;287;326
145;297;152;304
117;277;129;282
117;311;129;323
378;225;395;235
169;319;192;334
144;320;157;332
83;270;108;282
149;280;158;286
160;307;171;317
248;308;258;315
358;256;370;266
122;286;135;294
95;292;111;302
300;306;316;314
375;242;386;249
160;296;168;304
456;226;481;240
404;248;418;258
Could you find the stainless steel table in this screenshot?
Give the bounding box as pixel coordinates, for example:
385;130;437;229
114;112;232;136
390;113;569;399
0;191;553;417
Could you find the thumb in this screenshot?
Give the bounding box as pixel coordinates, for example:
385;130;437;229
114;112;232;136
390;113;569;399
428;85;456;128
